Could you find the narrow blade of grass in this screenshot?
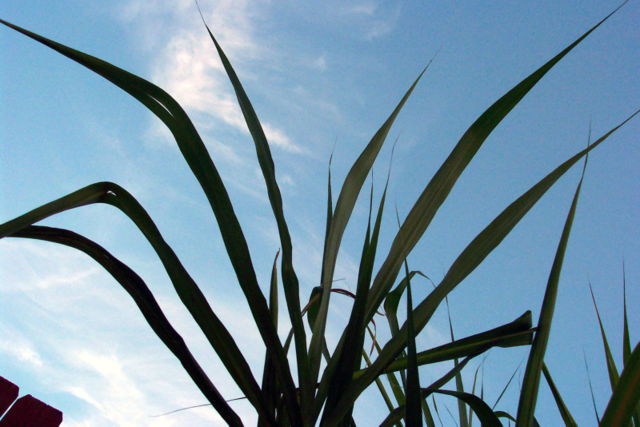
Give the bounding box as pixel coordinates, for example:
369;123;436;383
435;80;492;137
623;262;632;366
541;363;577;427
583;351;601;422
366;325;406;409
493;361;522;410
405;280;422;426
446;298;469;427
9;225;243;427
361;350;397;415
0;19;301;420
620;263;640;426
600;342;640;426
516;148;589;425
259;251;280;426
589;284;620;390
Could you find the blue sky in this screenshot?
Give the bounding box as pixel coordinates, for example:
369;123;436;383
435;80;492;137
1;1;638;425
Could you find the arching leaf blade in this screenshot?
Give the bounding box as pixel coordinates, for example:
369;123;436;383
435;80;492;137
0;19;300;419
9;225;243;427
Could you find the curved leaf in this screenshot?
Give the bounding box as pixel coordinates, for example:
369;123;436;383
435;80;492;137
197;11;312;410
9;225;243;427
0;182;273;421
0;19;300;419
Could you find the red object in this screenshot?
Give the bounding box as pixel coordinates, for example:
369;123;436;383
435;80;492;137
0;376;62;427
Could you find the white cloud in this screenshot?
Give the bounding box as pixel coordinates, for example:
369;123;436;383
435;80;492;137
311;55;328;72
0;335;43;368
341;3;378;16
120;0;301;157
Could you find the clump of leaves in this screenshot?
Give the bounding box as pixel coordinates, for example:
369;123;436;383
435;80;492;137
1;2;638;425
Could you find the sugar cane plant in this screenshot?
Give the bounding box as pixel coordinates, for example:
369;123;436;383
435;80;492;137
1;1;639;425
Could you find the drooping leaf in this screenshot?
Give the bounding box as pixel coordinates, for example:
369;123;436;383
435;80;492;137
354;312;532;378
0;18;301;419
9;225;243;427
0;182;272;420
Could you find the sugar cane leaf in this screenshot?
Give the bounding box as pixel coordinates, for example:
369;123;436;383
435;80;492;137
9;225;243;427
259;251;280;426
364;1;629;325
600;342;640;426
0;18;300;419
589;284;620;391
310;59;434;388
196;10;312;409
0;182;274;421
339;107;638;419
516;149;588;426
541;363;577;427
321;174;390;421
354;311;532;378
405;280;422;426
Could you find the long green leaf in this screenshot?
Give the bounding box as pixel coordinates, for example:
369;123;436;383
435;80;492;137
259;251;280;427
405;280;422;426
516;144;588;426
354;312;532;378
446;298;469;427
336;107;638;419
322;177;389;424
0;182;274;420
583;351;601;422
589;284;620;391
493;361;522;410
541;363;577;427
310;60;434;388
0;19;301;419
600;342;640;426
196;10;312;411
364;1;628;325
9;225;243;427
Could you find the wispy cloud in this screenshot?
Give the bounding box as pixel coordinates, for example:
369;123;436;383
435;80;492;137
119;0;301;156
335;1;402;40
0;239;260;425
